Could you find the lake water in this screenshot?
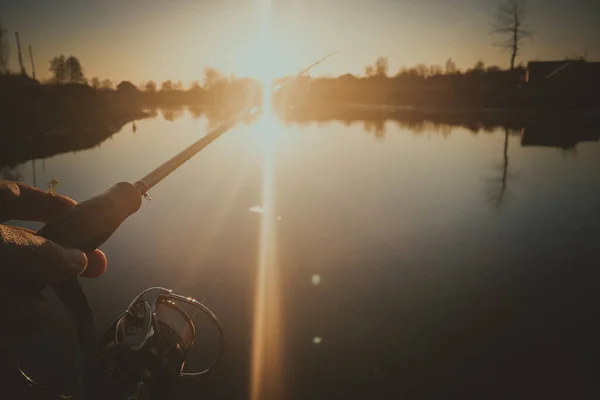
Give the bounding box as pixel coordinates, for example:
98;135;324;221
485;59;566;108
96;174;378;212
4;107;600;399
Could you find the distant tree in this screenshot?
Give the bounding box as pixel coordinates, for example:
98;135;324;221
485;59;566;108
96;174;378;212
429;65;443;76
0;19;8;74
49;55;68;83
65;56;85;83
492;0;533;70
189;80;201;90
397;67;418;78
101;79;113;90
415;64;429;78
364;57;388;77
203;67;223;88
160;80;173;91
90;77;100;89
374;57;389;77
445;58;457;75
395;67;407;77
144;80;157;92
474;60;486;71
172;80;184;90
117;81;138;93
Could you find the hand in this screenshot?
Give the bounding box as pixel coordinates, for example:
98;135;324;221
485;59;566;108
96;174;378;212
0;181;107;348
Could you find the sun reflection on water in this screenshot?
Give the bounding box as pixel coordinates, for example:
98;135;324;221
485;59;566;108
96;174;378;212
250;38;286;400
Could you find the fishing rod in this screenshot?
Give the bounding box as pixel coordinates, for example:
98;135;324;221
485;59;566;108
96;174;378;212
273;52;338;113
18;53;336;400
132;51;338;197
297;52;337;77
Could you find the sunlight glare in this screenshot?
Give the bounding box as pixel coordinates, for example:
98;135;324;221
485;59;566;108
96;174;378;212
250;2;285;400
250;113;284;400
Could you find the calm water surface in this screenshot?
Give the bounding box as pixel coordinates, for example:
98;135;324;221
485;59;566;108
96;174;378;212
5;109;600;399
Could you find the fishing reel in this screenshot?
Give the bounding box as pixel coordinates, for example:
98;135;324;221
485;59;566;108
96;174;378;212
98;287;224;399
13;287;223;400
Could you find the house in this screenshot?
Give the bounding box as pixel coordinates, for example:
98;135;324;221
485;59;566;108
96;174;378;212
526;60;600;90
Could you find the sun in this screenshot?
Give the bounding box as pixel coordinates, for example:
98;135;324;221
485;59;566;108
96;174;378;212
235;0;295;89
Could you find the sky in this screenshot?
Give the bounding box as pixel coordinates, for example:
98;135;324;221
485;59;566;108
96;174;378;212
1;0;599;85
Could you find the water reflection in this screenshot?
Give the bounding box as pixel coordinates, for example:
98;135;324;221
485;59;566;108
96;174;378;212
249;103;285;400
283;105;600;148
3;107;599;171
486;128;513;211
162;107;185;122
1;106;599;398
0;122;134;169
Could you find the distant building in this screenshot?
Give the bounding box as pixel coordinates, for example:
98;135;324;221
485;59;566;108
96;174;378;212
526;60;600;90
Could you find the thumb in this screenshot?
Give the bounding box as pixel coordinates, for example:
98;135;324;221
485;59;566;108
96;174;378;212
0;225;87;288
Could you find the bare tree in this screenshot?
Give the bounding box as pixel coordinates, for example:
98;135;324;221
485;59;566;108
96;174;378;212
493;0;533;70
0;19;8;74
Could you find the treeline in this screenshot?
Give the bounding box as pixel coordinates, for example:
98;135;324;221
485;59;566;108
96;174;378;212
39;53;530;112
132;68;263;113
362;56;520;79
41;56;263;113
0;51;263;136
273;57;531;110
0;73;146;135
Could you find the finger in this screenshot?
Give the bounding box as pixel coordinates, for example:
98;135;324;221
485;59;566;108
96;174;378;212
5;225;36;234
9;226;108;278
80;250;107;278
0;225;87;287
0;181;76;224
